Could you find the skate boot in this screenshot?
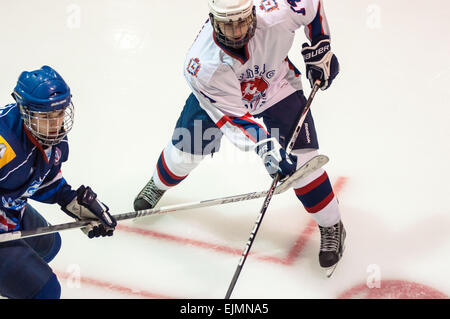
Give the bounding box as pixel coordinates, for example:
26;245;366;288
318;220;346;277
134;177;166;211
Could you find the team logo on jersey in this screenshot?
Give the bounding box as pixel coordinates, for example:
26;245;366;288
187;57;202;77
239;64;275;111
287;0;306;15
241;77;269;102
0;136;16;169
1;196;26;211
259;0;279;12
54;147;62;164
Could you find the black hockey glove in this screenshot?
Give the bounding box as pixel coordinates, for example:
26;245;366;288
301;35;340;90
62;185;117;238
255;138;297;180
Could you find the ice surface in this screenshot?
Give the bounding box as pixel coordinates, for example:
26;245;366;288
0;0;449;299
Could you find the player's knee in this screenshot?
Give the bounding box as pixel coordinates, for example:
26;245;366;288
290;148;325;189
33;273;61;299
166;142;206;171
42;233;62;263
291;148;319;168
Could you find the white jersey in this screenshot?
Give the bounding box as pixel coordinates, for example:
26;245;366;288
184;0;330;151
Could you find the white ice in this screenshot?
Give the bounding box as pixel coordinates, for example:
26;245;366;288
0;0;449;299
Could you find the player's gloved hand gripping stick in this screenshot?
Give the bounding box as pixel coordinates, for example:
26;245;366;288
301;35;340;91
224;80;322;299
255;137;298;180
61;185;117;238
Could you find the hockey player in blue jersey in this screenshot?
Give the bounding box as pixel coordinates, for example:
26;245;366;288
134;0;345;277
0;66;117;299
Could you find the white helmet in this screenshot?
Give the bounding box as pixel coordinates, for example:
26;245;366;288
208;0;257;49
209;0;254;22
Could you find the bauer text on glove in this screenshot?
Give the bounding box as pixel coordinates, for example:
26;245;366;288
301;35;340;90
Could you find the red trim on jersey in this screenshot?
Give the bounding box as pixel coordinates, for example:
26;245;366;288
23;123;49;164
212;32;249;65
307;2;325;39
241;113;269;135
319;2;324;34
0;215;17;230
285;58;301;78
215;115;262;143
216;115;232;129
234;125;257;143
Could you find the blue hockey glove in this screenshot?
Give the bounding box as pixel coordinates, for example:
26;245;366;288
301;35;340;90
62;185;117;238
255;138;297;179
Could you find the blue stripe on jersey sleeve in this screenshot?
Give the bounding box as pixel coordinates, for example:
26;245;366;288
31;179;67;203
308;7;325;39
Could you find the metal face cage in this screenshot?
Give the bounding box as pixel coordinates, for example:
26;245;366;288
20;102;74;147
210;6;257;49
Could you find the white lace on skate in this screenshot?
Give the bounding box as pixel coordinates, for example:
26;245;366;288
318;221;345;278
136;178;165;208
319;224;340;252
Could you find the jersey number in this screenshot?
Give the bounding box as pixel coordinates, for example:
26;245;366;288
287;0;306;15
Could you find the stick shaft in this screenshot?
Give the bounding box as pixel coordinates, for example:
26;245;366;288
0;190;268;243
286;82;321;153
225;174;280;299
224;82;321;299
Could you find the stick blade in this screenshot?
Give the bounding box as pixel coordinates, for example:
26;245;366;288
275;154;329;194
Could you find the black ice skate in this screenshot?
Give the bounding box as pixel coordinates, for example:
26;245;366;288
318;220;346;278
134;177;166;211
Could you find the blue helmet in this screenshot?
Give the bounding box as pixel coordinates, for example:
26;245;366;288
12;65;71;112
12;66;74;147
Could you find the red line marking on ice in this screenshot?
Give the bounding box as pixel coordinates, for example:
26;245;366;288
56;271;176;299
338;280;449;299
117;176;348;266
116;225;243;256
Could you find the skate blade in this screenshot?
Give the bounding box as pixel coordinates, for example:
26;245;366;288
323;243;345;278
323;264;338;278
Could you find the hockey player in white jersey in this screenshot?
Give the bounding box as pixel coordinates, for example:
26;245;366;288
135;0;345;275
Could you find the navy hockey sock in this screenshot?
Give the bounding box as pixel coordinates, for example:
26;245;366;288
33;273;61;299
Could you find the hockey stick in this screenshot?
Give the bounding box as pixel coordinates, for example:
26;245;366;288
224;81;322;299
0;154;327;244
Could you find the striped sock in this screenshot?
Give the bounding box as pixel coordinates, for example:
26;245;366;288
294;171;341;227
153;150;188;190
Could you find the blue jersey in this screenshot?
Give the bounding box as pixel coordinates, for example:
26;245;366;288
0;103;76;233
